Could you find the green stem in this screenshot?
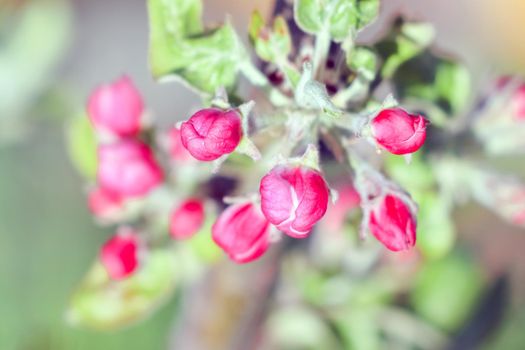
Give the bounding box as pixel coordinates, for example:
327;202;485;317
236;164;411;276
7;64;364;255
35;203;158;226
312;28;331;79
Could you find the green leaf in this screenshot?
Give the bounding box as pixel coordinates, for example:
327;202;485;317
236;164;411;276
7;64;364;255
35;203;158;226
68;248;179;331
148;0;203;78
294;0;323;34
267;306;339;349
411;252;484;331
170;24;245;94
66;115;97;179
248;10;264;43
148;0;245;94
379;21;435;78
435;62;471;113
354;0;380;29
188;215;221;263
249;14;292;64
347;46;378;81
0;0;71;143
294;0;379;42
328;0;356;41
417;194;456;260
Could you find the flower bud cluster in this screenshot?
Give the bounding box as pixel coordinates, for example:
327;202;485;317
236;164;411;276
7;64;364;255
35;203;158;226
83;67;429;276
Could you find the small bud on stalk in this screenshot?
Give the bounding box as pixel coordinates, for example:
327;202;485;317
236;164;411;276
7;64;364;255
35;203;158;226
100;228;140;280
169;198;205;240
97;140;163;198
259;164;330;238
87;76;144;138
371;108;427;155
369;194;417;251
212;202;270;263
180;108;243;161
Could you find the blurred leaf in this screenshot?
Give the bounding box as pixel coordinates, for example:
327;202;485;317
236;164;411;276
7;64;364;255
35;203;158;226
66;115;97;179
411;252;484;331
147;0;202;77
0;0;71;143
267;306;339;349
294;0;379;42
417;193;456;260
188;214;221;263
378;21;435;79
384;153;435;197
346;47;378;81
68;248;179;331
294;0;323;34
435;62;471;113
333;307;381;350
148;0;245;94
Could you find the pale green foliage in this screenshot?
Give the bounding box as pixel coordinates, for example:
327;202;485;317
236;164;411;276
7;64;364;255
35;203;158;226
294;0;379;42
249;12;292;63
347;47;378;80
0;0;71;142
66;114;97;179
148;0;245;94
68;249;179;330
411;253;484;331
382;22;435;78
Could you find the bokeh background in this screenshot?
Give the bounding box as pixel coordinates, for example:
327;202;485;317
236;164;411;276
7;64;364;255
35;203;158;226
1;0;525;349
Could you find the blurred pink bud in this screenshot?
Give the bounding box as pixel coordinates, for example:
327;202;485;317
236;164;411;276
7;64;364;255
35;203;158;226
87;76;144;137
260;165;329;238
369;194;417;251
100;228;140;280
169;198;205;239
371;108;427;155
167;127;193;162
322;185;361;231
212;202;270;263
180;108;242;161
511;85;525;120
87;186;123;219
97;140;163;197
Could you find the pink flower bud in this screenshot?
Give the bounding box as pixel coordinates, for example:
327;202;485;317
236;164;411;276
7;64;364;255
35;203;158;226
180;108;242;161
259;165;329;238
169;198;205;239
87;186;123;219
511;85;525;120
369;194;417;251
97;140;163;197
212;202;270;263
87;76;144;137
371;108;427;155
100;228;140;280
166;127;194;162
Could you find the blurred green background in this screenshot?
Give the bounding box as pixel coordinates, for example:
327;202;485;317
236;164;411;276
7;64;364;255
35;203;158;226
1;0;525;349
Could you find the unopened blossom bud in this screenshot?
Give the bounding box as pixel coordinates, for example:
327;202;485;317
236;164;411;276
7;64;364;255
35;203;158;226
510;85;525;120
100;228;140;280
259;165;329;238
180;108;242;161
169;198;205;239
97;140;163;197
212;202;270;263
369;194;417;251
371;108;427;155
166;127;193;162
87;76;144;137
87;186;123;219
